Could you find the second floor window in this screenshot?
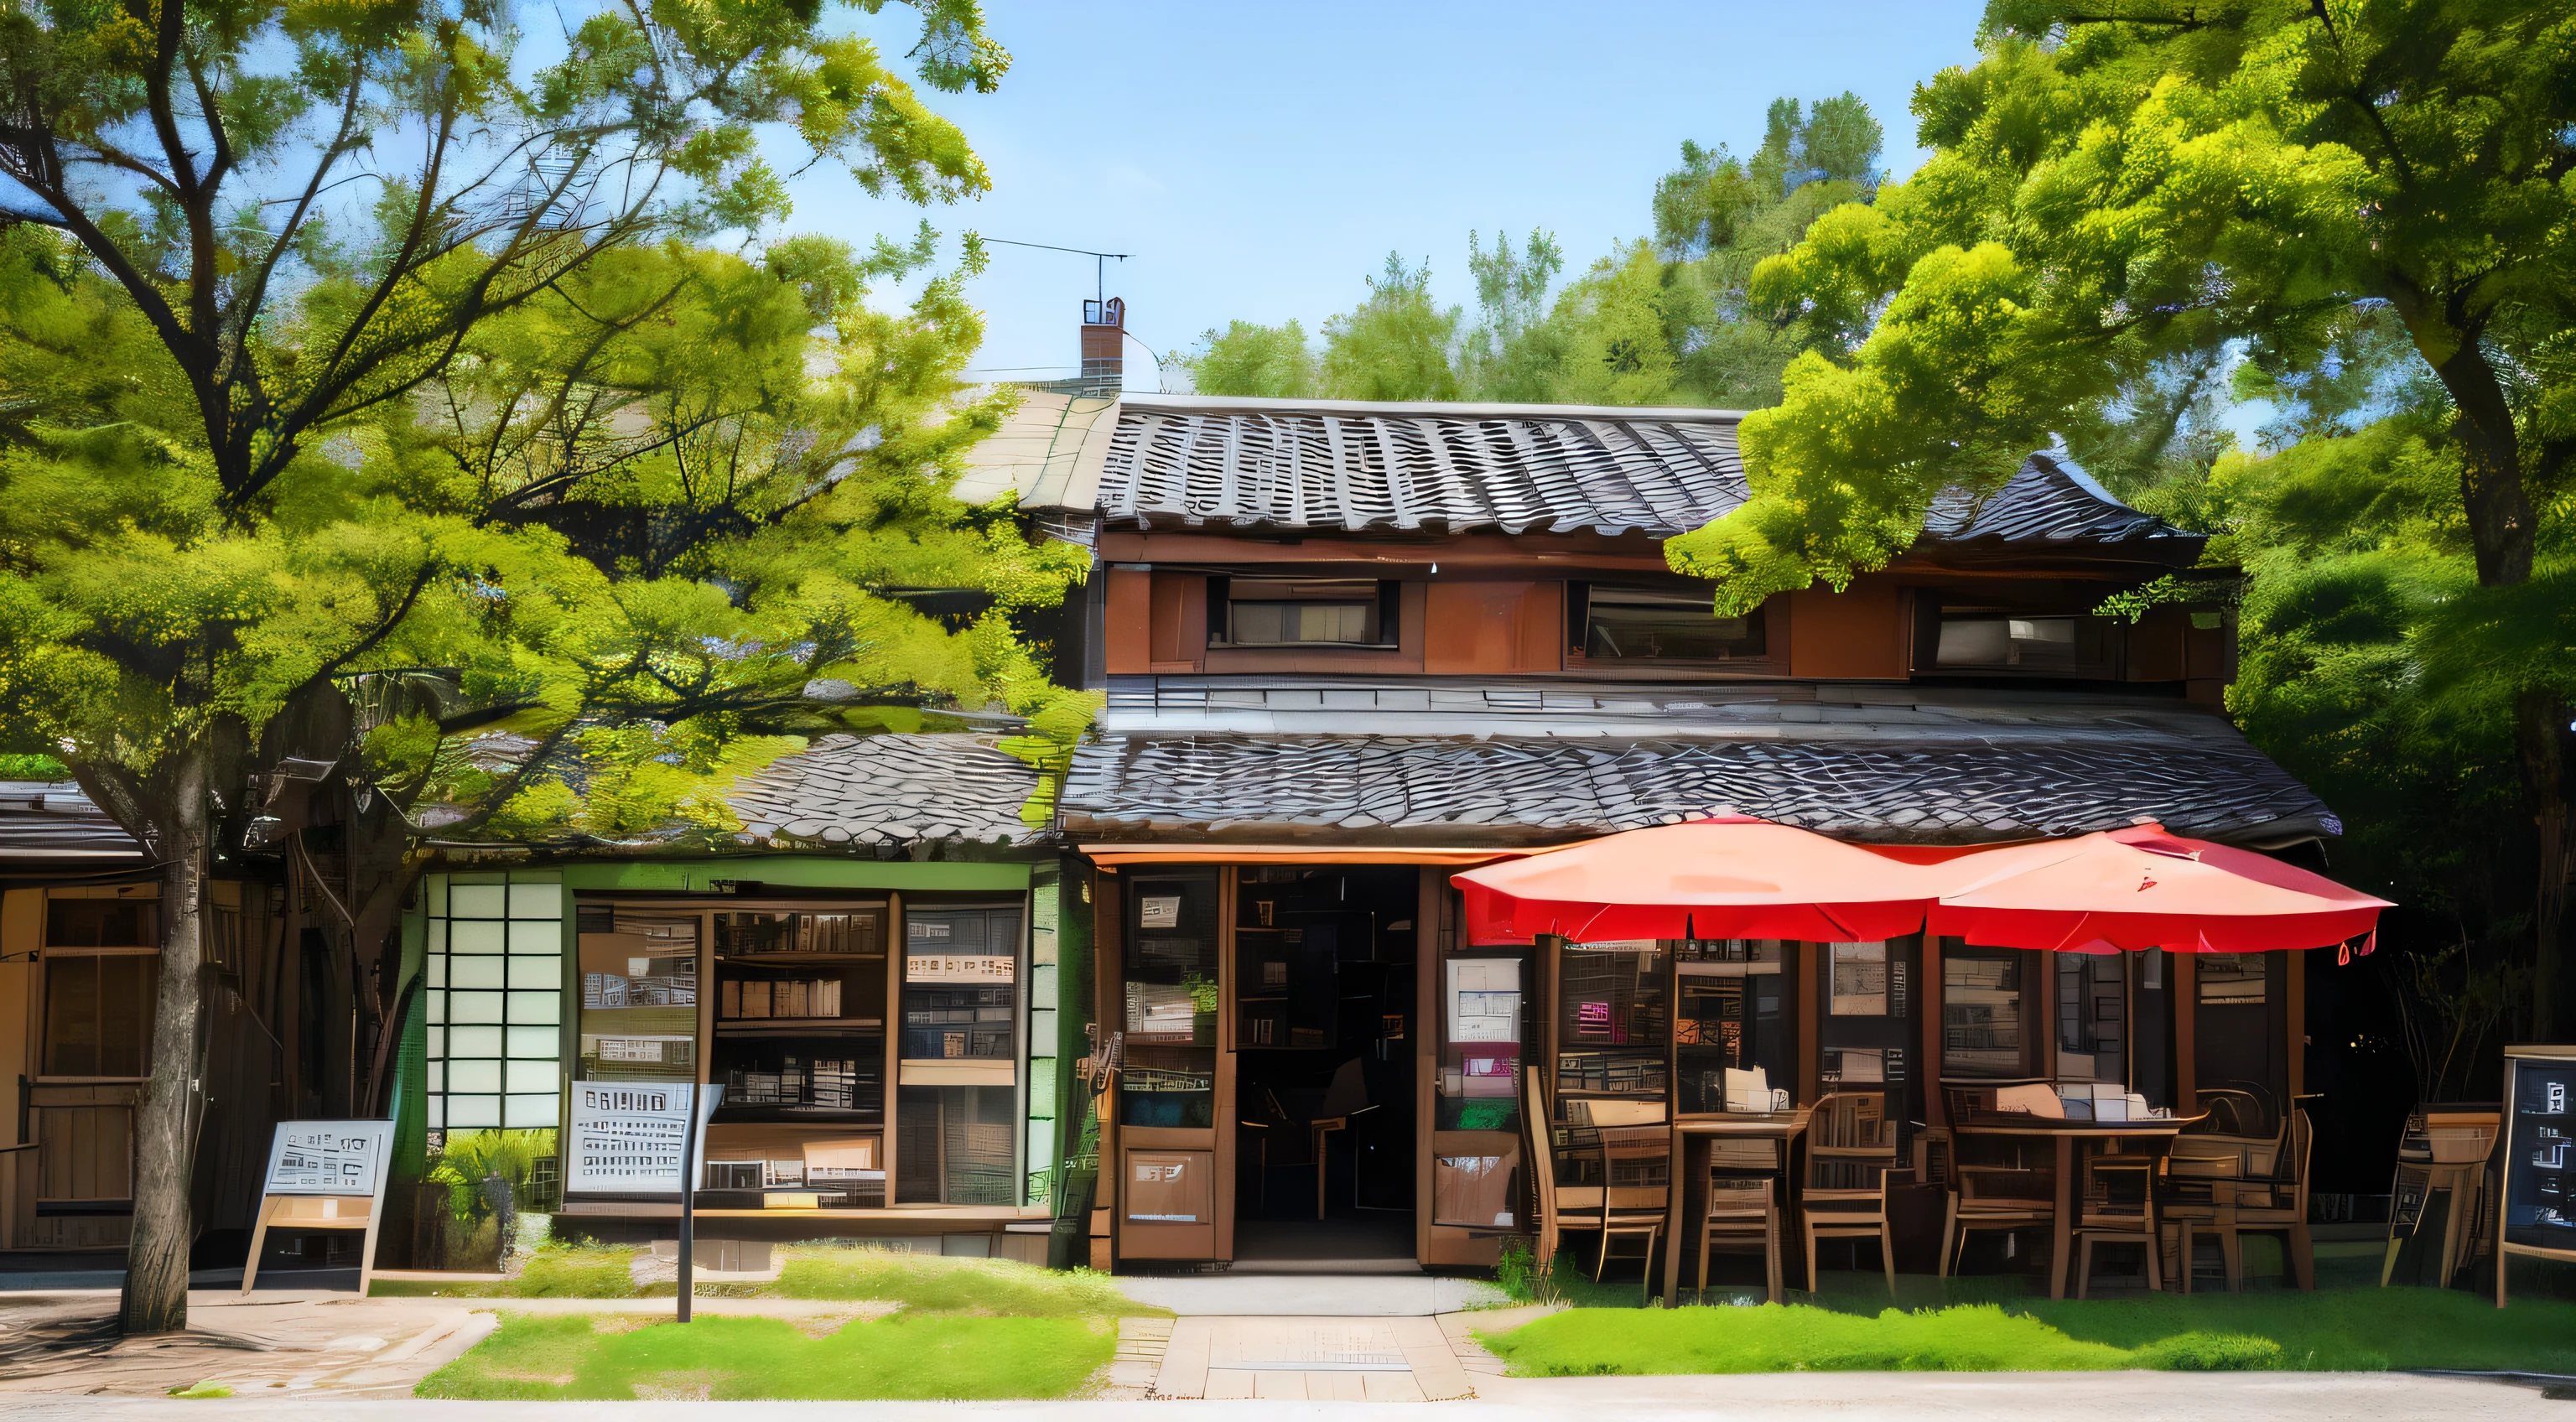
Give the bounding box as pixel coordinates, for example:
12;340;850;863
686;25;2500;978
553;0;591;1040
1575;584;1766;662
1208;578;1396;647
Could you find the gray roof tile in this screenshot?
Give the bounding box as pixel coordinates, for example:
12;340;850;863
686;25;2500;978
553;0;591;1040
728;734;1040;849
1098;396;2194;550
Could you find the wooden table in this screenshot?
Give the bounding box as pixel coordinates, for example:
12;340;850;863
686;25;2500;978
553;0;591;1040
1661;1110;1813;1304
1950;1115;2204;1299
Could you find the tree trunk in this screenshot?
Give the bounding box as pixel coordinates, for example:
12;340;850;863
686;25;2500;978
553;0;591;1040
118;754;210;1335
2424;334;2561;1039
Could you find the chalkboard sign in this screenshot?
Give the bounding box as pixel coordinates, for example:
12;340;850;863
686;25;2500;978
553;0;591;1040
2506;1057;2576;1248
2496;1044;2576;1306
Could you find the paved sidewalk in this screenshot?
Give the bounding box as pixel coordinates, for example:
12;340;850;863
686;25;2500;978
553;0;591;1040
1115;1271;1509;1316
0;1290;495;1398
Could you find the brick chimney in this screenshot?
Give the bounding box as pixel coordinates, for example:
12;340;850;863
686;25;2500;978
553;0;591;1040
1080;297;1124;397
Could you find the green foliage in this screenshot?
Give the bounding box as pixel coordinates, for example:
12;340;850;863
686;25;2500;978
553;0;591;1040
1680;5;2576;606
417;1312;1116;1401
1176;319;1319;398
0;753;67;780
2131;1331;2285;1372
1321;255;1463;402
770;1249;1150;1317
429;1129;556;1222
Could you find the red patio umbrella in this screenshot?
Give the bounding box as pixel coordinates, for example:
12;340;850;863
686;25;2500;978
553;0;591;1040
1925;821;2391;958
1451;815;1944;945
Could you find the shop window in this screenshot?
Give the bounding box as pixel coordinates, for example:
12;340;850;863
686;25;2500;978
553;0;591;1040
896;1084;1017;1205
1120;874;1218;1128
901;906;1021;1071
42;955;156;1078
1675;939;1792;1113
1208;577;1397;648
1571;584;1765;662
1943;946;2028;1079
575;909;699;1084
1438;954;1525;1131
1555;941;1667;1109
710;905;889;1131
2057;953;2127;1082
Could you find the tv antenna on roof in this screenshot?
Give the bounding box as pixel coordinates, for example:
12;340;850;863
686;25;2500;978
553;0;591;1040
983;237;1130;307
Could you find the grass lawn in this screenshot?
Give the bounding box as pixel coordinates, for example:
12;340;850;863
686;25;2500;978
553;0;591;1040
374;1243;1150;1316
1480;1287;2576;1377
416;1311;1116;1400
402;1248;1154;1400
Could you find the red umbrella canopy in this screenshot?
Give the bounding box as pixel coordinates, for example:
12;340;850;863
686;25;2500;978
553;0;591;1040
1451;816;1943;945
1926;822;2392;956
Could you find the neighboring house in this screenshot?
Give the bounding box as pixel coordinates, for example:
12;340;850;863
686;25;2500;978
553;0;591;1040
972;386;2333;1272
414;732;1082;1266
0;783;294;1254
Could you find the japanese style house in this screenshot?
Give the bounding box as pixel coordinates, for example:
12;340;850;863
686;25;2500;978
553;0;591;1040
0;386;2339;1282
966;387;2336;1273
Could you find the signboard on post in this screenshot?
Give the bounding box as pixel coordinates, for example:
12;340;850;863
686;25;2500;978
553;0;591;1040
241;1120;395;1295
2496;1044;2576;1306
567;1082;706;1195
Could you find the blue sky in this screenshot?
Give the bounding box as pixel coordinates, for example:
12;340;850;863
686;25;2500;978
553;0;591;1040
791;1;1991;390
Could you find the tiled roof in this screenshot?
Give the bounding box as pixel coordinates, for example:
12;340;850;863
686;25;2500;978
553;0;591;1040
0;781;141;859
1088;395;2191;551
1062;730;2333;849
1924;451;2189;547
728;734;1040;848
1098;395;1745;537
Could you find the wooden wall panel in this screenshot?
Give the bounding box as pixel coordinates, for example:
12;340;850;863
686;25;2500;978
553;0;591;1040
1424;582;1561;675
0;890;36;1147
1786;583;1910;680
1103;570;1151;674
2124;606;2188;682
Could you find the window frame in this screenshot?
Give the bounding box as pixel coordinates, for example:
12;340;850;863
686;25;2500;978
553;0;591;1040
1566;582;1774;669
1205;575;1401;650
39;892;161;1083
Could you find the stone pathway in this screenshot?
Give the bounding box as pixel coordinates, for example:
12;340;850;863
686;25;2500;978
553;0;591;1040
1148;1315;1481;1401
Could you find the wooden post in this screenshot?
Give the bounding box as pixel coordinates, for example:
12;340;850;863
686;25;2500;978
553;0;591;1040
1414;866;1437;1269
1920;937;1946;1129
1213;867;1237;1263
1796;942;1821;1107
2171;953;2197;1113
1092;870;1122;1271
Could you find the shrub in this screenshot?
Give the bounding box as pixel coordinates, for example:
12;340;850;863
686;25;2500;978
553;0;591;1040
2134;1331;2283;1372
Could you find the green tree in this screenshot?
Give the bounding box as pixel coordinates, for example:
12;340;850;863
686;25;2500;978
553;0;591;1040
1672;2;2576;1029
1320;254;1462;402
1461;228;1566;402
1175;319;1318;397
0;0;1026;1332
1549;243;1680;407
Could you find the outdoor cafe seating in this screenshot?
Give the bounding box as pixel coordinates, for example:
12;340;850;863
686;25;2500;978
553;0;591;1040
1454;814;2390;1300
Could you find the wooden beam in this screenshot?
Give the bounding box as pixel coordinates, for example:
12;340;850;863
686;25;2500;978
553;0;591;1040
1415;866;1438;1268
2171;952;2197;1112
1920;937;1945;1129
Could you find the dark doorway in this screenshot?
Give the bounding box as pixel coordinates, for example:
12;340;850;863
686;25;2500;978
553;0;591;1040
1230;864;1418;1269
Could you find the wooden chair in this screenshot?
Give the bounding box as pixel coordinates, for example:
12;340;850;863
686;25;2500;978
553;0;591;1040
1940;1159;2056;1278
2210;1108;2314;1290
2075;1153;2160;1296
1699;1167;1783;1303
1520;1065;1580;1272
1803;1091;1898;1294
1594;1123;1670;1295
2381;1108;2500;1288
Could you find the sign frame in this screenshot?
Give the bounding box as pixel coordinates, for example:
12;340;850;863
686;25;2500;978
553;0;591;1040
240;1119;396;1295
2496;1042;2576;1307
